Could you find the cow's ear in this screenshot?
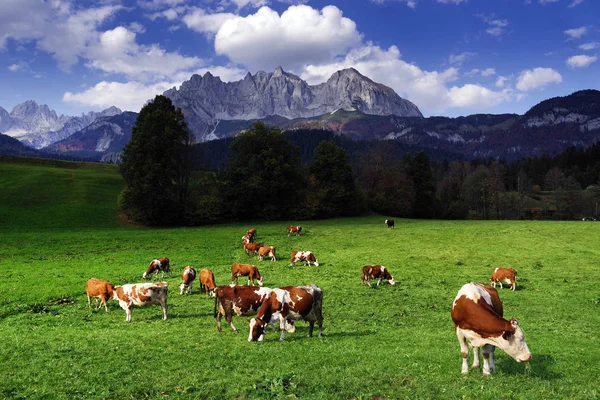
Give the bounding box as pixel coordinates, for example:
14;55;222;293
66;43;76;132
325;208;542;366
510;318;519;328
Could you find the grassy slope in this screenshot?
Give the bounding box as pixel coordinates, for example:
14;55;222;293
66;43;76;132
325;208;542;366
1;158;599;399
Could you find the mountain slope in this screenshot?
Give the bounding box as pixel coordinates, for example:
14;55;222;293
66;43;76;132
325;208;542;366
163;67;422;142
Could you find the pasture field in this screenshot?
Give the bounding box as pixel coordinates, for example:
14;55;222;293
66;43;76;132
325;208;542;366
1;158;600;400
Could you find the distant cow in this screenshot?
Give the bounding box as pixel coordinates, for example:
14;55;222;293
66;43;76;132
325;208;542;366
246;228;257;242
143;258;171;279
361;265;395;287
287;226;302;236
231;263;263;286
490;267;517;291
86;278;115;312
112;282;168;322
179;266;197;295
248;284;324;342
257;245;277;261
451;282;532;375
199;268;217;297
244;242;263;256
385;219;395;228
290;251;319;267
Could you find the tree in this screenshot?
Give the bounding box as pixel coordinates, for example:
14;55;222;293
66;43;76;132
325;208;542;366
406;151;437;218
221;122;305;220
119;95;192;225
308;140;363;218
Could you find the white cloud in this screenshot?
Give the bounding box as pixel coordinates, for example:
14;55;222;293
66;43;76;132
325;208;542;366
63;80;179;112
370;0;417;7
484;18;508;37
568;0;584;6
301;45;512;113
437;0;467;3
214;5;362;71
579;42;600;51
481;68;496;77
8;62;27;72
538;0;560;3
448;52;476;66
564;26;587;39
516;67;562;91
183;9;237;34
495;75;511;88
566;54;598;68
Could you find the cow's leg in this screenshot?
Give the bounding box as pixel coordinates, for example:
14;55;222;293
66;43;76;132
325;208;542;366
87;295;92;309
279;316;287;341
227;314;238;333
102;295;109;312
481;344;495;375
317;316;323;338
367;278;372;288
456;328;470;374
377;277;382;286
308;321;314;337
161;299;168;320
491;281;496;288
247;277;251;286
125;306;133;322
472;347;481;369
216;308;223;332
497;281;503;289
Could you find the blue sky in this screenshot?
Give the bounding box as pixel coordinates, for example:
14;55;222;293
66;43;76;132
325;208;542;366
0;0;598;118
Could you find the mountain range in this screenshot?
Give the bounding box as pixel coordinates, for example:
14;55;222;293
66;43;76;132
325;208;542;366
1;67;600;163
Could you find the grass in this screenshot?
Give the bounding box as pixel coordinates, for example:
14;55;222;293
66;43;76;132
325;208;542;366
1;157;600;399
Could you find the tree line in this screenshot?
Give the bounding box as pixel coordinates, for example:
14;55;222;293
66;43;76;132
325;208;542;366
119;96;600;225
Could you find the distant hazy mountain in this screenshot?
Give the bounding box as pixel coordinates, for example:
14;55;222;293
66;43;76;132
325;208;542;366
1;101;122;149
163;67;423;142
43;112;137;160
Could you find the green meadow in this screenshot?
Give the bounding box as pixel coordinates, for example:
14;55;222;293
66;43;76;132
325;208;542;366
1;157;599;399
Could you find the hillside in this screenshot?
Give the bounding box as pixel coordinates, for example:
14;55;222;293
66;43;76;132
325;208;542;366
0;156;124;230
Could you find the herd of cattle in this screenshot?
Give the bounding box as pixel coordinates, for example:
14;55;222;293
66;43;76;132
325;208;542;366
85;221;531;374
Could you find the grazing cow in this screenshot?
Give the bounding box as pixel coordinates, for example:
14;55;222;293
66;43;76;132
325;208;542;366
246;228;257;242
490;267;517;291
199;268;217;297
257;245;277;261
361;265;395;287
290;251;319;267
86;278;115;312
248;284;324;342
287;226;302;236
179;266;197;295
385;219;395;228
451;282;532;375
231;263;264;287
112;282;168;322
143;257;171;279
213;285;275;333
244;242;264;256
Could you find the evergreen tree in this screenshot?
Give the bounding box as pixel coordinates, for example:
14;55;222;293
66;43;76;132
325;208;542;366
221;122;305;220
308;140;363;218
406;151;437;218
119;95;192;225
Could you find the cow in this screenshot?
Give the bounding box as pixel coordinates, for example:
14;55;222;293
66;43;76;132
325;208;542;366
112;282;169;322
214;285;295;334
199;268;217;297
290;251;319;267
231;263;263;287
246;228;257;242
142;258;171;279
287;226;302;236
451;282;532;375
490;267;517;291
257;245;276;261
385;219;395;228
361;265;395;287
244;242;263;256
85;278;115;312
248;284;324;342
179;266;196;295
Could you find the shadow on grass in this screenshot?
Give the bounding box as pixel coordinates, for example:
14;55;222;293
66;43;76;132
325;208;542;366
497;353;562;380
267;329;376;342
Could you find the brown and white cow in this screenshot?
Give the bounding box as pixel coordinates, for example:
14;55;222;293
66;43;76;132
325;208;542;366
86;278;115;312
257;245;277;261
451;282;532;375
179;266;197;295
244;242;263;256
290;250;319;267
361;265;395;287
246;228;257;242
248;284;324;342
142;257;171;279
385;219;395;228
490;267;517;291
199;268;217;297
112;282;168;322
231;263;264;287
287;226;302;236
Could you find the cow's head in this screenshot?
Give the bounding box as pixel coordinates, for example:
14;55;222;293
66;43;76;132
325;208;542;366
314;260;320;267
496;319;532;363
389;275;396;285
179;283;188;295
258;276;264;287
142;272;149;279
248;317;266;342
